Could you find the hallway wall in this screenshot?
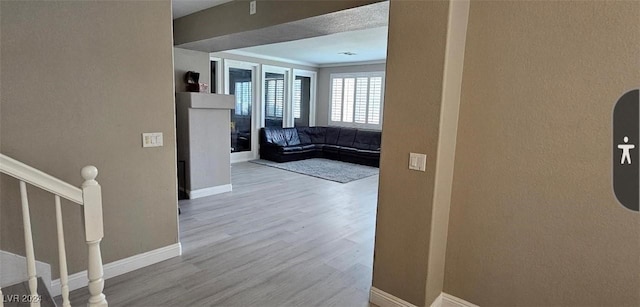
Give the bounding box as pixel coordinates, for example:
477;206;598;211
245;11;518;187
0;0;179;278
445;1;640;305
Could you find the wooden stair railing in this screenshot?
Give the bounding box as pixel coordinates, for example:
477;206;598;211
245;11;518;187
0;154;107;307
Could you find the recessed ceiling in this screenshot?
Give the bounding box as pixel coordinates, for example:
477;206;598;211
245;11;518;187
173;1;389;66
172;0;233;19
227;26;388;66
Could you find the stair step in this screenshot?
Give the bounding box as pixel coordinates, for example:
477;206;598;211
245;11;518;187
2;278;56;307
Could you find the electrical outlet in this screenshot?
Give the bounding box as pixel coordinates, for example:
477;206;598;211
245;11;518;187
250;1;256;15
409;153;427;171
142;132;163;148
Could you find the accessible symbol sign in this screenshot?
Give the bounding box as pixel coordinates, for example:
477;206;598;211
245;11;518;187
613;89;640;212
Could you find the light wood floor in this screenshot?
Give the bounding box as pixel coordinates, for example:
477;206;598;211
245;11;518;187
61;162;379;306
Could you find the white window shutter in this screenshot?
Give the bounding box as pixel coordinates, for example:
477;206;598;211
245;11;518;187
293;79;302;119
331;78;343;122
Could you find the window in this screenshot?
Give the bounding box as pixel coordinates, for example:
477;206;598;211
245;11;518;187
293;70;315;127
330;72;384;129
265;79;284;118
263;69;286;128
234;81;252;116
293;79;302;119
225;60;258;158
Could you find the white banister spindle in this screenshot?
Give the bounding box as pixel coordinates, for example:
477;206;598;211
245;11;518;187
1;155;109;307
20;181;41;307
81;166;107;307
86;241;106;307
55;195;71;307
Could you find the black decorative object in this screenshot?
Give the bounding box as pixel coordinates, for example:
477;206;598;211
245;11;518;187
185;71;200;92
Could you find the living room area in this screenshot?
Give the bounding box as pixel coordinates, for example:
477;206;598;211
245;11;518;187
169;1;389;305
174;0;389;190
5;0;638;306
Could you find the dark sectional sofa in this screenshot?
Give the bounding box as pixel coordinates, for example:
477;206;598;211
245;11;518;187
259;126;381;167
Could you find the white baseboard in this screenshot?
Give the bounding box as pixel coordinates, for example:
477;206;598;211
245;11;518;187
0;250;52;294
369;288;478;307
188;184;232;199
369;287;417;307
231;156;256;164
431;293;479;307
441;293;478;307
430;294;443;307
50;243;181;297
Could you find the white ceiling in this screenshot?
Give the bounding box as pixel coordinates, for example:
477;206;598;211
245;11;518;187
172;0;233;19
227;26;388;66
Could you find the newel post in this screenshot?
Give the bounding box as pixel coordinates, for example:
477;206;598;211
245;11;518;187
81;166;108;307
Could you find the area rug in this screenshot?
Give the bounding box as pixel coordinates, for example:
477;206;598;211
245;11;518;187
251;158;378;183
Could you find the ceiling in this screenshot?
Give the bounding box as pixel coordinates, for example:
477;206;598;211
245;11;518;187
172;0;233;19
173;0;389;66
227;26;388;66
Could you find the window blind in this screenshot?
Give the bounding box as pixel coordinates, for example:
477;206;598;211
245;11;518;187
329;72;384;129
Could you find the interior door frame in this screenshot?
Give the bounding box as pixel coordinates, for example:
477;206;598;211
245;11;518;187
224;59;261;163
292;69;317;127
209;56;223;94
262;65;291;128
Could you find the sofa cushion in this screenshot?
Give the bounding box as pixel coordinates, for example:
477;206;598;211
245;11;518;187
263;127;287;146
352;130;382;150
336;128;357;147
324;127;342;145
296;127;313;144
283;127;301;146
296;126;327;145
308;127;327;144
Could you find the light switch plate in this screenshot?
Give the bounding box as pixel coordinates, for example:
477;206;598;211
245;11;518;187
142;132;163;148
409;153;427;171
249;1;256;15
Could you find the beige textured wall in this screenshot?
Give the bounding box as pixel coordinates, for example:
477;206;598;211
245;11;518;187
445;1;640;306
424;0;469;304
372;1;450;305
0;1;179;278
316;63;386;126
174;47;211;93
